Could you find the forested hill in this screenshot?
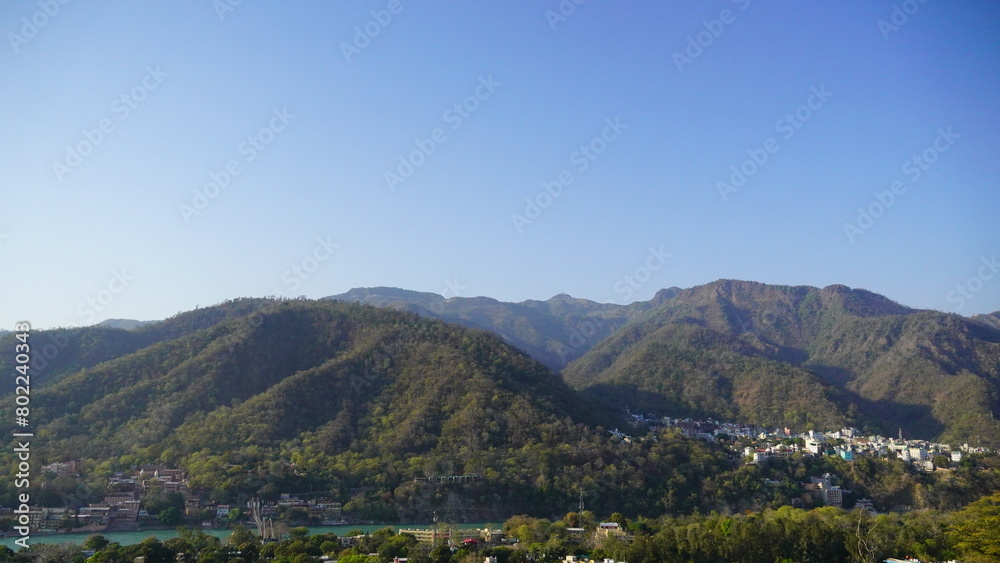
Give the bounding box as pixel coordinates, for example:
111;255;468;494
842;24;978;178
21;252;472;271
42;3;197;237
0;299;732;520
972;310;1000;331
563;280;1000;446
324;287;677;369
0;298;279;390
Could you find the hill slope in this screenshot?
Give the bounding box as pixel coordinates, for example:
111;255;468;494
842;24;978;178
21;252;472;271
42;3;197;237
564;280;1000;445
972;311;1000;331
0;298;279;390
3;299;730;520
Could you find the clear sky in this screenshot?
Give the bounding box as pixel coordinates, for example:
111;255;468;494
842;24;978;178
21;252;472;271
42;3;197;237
2;1;998;329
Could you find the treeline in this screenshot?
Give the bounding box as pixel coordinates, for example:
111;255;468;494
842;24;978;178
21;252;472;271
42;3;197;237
11;431;1000;525
2;494;999;562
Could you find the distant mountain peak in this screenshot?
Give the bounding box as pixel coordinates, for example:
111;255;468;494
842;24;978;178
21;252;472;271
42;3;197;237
329;286;444;302
818;284;913;317
651;287;682;305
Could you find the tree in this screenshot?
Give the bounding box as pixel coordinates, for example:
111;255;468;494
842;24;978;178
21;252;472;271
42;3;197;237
228;523;257;547
84;534;111;551
848;511;883;563
165;526;221;555
130;537;175;563
158;506;183;526
933;455;951;469
22;543;86;563
949;491;1000;560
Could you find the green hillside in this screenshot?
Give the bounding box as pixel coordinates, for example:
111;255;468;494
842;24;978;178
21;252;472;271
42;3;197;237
2;299;731;521
564;280;1000;445
0;298;278;391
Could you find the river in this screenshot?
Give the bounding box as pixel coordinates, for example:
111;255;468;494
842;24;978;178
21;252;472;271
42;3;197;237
0;522;500;550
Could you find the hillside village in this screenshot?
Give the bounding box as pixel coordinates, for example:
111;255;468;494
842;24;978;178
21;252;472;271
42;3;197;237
0;464;343;535
4;412;994;537
616;411;995;512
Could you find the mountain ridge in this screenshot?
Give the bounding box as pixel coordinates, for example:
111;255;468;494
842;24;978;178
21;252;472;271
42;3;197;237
563;280;1000;446
325;287;650;369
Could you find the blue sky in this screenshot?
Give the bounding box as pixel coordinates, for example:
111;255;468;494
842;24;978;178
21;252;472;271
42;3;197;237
2;0;998;329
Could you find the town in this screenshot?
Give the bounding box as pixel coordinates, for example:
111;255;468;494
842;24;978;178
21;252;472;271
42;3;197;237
3;412;994;537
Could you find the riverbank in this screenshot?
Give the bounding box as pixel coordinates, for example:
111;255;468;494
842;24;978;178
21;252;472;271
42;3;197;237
0;522;500;550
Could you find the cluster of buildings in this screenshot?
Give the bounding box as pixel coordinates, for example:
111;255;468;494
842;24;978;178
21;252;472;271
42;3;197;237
616;412;998;513
621;411;992;473
255;493;345;525
0;464;190;533
386;523;628;563
740;426;978;473
396;526;503;546
4;463;345;534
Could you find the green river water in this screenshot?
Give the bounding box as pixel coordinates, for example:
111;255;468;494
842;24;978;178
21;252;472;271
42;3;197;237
0;522;499;550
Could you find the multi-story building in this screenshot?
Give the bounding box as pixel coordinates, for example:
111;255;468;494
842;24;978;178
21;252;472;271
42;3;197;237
821;486;843;508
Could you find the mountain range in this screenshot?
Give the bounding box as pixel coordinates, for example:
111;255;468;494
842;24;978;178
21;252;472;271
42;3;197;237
0;298;730;519
1;280;998;519
327;281;1000;446
322;286;673;370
